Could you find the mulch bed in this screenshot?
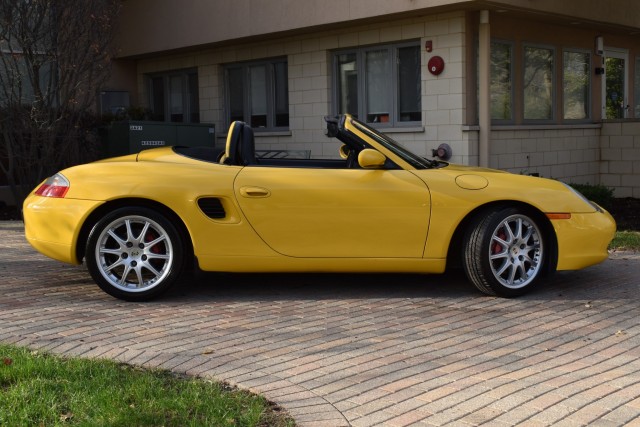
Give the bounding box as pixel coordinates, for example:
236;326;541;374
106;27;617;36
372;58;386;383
3;198;639;230
607;197;640;231
0;204;19;221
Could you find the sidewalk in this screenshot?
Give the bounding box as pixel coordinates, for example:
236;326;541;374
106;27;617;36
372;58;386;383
1;220;639;426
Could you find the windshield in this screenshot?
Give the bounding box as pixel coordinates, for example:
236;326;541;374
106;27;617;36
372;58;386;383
350;119;436;169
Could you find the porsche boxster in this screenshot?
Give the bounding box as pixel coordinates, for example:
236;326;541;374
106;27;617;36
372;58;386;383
23;115;616;301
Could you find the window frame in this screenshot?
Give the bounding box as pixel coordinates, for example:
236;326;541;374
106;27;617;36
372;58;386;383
634;55;640;118
147;68;200;123
223;57;289;132
561;48;592;122
332;41;422;129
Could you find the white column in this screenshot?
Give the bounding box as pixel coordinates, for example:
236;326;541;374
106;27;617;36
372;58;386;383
478;10;490;167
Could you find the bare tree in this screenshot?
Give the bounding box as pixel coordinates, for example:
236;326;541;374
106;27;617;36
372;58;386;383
0;0;120;208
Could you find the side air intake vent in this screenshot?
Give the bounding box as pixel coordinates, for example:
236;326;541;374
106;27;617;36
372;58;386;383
198;198;226;219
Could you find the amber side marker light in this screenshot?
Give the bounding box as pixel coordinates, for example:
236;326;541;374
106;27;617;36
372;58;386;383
546;213;572;220
35;173;69;198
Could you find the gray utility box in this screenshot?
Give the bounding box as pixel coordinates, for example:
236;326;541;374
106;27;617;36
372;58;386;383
104;121;216;157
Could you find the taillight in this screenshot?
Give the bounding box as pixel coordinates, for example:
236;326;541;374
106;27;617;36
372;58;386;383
35;173;70;198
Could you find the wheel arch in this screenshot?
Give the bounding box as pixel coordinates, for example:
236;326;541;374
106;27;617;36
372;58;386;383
75;198;194;266
446;200;558;274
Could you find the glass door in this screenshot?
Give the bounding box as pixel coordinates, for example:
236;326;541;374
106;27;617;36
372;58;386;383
603;49;629;119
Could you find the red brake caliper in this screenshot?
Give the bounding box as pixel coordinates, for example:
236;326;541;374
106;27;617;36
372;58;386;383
493;229;507;254
145;230;162;254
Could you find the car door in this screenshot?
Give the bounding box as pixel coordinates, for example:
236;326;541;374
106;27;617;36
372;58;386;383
233;166;430;258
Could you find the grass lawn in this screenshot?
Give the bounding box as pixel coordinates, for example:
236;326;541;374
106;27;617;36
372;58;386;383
0;344;294;427
610;230;640;251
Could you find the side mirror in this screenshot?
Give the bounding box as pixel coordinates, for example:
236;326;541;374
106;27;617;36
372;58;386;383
358;149;386;169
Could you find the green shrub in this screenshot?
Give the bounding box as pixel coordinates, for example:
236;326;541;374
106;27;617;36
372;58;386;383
569;183;614;209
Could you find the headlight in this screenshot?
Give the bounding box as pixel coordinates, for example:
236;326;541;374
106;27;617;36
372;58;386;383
562;183;602;212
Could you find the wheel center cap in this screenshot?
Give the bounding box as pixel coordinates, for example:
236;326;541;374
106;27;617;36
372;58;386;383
510;241;525;257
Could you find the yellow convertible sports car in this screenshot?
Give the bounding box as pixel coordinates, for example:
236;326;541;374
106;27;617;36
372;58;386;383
24;115;615;301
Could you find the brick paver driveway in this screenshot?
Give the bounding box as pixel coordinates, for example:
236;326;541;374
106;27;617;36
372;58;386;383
1;220;639;426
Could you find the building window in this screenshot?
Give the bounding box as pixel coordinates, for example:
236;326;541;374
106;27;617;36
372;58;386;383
604;51;628;119
0;51;55;105
333;42;421;127
224;58;289;130
523;45;555;121
563;50;590;120
490;41;513;121
336;52;359;118
148;69;199;123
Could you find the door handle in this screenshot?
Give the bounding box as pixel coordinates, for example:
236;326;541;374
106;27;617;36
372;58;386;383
239;186;271;198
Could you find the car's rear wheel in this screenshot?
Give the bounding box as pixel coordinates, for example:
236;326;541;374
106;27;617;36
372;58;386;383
86;207;184;301
463;207;545;297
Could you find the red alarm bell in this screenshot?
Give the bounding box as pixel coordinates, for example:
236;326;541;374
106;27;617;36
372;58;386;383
428;56;445;76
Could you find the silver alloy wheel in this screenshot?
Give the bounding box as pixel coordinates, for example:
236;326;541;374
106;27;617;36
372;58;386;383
94;215;174;292
488;214;543;289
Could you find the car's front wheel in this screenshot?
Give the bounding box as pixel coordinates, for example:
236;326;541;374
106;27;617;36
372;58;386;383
85;207;185;301
463;207;546;297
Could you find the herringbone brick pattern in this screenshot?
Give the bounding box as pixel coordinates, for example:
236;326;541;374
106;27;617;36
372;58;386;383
1;221;639;426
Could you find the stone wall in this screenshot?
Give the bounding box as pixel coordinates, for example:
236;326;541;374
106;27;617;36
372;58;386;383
135;12;469;162
600;121;640;198
487;125;601;184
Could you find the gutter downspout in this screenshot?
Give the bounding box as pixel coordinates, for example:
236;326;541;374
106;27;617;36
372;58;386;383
478;10;490;167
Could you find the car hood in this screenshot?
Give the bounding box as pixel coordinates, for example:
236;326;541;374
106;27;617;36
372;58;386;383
437;163;509;175
415;163;600;214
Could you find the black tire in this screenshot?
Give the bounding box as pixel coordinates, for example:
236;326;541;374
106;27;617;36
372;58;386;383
463;207;546;297
85;207;185;301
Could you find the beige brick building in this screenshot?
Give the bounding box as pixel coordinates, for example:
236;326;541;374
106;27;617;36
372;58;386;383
106;0;640;196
